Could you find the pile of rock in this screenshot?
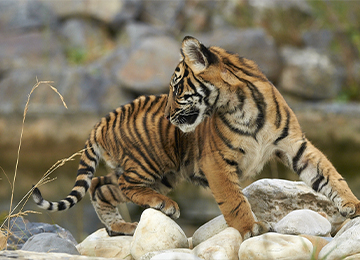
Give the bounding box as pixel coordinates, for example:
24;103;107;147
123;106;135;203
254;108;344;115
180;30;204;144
2;179;360;260
5;216;77;250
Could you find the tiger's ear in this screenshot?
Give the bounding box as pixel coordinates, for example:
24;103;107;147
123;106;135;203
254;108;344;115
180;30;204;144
181;36;213;73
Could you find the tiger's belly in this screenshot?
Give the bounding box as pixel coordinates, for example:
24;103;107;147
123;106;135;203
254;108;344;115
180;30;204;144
150;170;187;195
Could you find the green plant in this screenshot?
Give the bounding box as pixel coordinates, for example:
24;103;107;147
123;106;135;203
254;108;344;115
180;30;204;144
66;47;88;65
308;0;360;101
260;7;313;47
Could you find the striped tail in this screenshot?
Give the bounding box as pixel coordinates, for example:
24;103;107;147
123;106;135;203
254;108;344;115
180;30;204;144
32;139;100;212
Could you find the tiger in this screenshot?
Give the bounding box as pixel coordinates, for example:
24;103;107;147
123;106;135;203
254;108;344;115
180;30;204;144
32;36;360;239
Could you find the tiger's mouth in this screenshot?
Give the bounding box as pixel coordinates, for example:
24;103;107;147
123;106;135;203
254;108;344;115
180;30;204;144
179;113;199;125
171;109;200;132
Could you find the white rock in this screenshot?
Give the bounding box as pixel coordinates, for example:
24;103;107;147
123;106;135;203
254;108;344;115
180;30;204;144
76;228;132;259
319;217;360;260
130;209;188;260
150;252;199;260
275;209;331;236
0;250;119;259
193;227;242;260
238;233;313;260
192;215;228;247
344;253;360;260
243;179;346;233
151;252;201;260
41;0;122;23
140;249;195;260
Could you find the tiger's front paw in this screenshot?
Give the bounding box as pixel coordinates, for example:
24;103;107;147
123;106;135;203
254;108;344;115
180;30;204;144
154;198;180;219
339;201;360;218
354;202;360;218
242;221;273;240
340;201;360;219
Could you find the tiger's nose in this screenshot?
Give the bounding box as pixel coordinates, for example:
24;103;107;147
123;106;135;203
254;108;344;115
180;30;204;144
165;114;170;120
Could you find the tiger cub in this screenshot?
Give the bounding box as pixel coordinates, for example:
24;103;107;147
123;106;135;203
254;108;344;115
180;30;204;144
33;36;360;239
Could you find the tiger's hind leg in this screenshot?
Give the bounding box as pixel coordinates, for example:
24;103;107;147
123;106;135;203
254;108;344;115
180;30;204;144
118;169;180;219
89;173;138;236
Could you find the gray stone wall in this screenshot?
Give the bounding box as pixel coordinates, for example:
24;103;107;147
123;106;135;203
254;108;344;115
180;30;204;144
0;0;359;116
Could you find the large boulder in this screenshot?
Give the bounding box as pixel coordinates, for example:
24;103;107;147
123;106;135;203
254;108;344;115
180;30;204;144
40;0;123;24
0;31;66;73
243;179;346;233
279;47;344;100
116;36;180;95
197;28;282;82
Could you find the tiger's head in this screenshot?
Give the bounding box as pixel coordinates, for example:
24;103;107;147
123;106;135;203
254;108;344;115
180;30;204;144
164;36;221;133
164;36;266;133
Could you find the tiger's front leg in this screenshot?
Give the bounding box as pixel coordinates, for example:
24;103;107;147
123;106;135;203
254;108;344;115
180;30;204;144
279;138;360;219
118;170;180;219
201;154;270;239
90;173;138;236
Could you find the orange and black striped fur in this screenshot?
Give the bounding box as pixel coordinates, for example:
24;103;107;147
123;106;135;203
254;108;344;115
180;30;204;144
33;36;360;239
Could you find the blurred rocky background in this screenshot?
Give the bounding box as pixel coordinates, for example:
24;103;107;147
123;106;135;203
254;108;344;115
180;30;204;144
1;0;360;241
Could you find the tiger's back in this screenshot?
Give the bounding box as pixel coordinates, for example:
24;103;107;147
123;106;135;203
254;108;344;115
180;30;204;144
94;95;179;181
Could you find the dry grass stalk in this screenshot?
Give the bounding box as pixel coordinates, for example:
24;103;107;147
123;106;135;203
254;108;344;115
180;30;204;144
0;231;6;250
1;78;69;249
0;166;11;189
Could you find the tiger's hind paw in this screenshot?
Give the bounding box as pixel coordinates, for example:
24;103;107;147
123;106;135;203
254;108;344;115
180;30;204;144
107;222;138;236
242;221;273;240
